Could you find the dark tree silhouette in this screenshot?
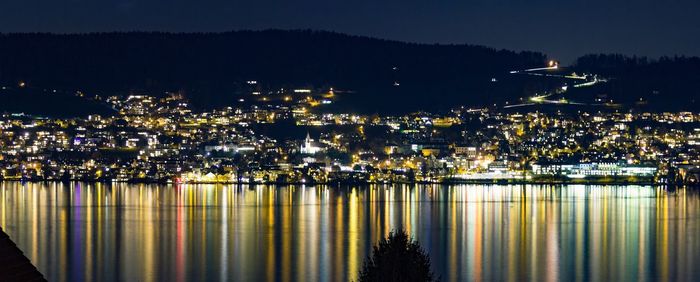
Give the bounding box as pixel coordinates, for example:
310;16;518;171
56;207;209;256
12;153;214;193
359;229;437;282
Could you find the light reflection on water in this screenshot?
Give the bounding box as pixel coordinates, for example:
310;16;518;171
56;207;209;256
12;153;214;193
1;183;700;281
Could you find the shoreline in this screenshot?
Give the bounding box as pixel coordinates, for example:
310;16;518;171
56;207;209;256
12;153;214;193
0;179;680;186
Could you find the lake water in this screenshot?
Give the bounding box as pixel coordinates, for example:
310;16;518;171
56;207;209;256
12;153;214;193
1;183;699;281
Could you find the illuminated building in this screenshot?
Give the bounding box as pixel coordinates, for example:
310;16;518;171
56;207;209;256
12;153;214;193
300;133;323;154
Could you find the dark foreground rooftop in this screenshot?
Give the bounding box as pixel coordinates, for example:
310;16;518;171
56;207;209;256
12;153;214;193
0;227;45;281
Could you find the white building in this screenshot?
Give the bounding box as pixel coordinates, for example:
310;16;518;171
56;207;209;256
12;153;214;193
300;133;323;154
531;162;657;178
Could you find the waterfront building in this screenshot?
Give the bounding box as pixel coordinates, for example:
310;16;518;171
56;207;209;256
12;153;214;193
531;162;657;178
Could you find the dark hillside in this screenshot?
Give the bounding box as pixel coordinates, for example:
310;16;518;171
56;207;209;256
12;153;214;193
0;30;546;113
571;54;700;110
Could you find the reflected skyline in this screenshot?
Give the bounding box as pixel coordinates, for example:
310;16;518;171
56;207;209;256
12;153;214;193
2;183;700;281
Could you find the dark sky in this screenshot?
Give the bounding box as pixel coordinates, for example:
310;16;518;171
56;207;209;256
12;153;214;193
3;0;699;63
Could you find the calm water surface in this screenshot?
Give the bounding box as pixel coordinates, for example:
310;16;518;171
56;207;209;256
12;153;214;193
1;183;699;281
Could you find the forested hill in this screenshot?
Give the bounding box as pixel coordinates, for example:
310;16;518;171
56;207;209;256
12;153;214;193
1;31;697;113
0;30;546;113
571;54;700;110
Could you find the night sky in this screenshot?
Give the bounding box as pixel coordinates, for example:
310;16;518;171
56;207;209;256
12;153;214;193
3;0;699;63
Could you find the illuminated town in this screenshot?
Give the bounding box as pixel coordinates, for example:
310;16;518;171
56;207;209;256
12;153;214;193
2;87;698;185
